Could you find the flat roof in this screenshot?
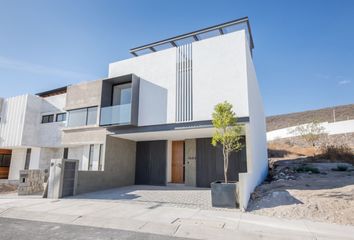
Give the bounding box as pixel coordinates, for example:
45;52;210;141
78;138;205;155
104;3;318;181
36;86;67;97
130;17;254;57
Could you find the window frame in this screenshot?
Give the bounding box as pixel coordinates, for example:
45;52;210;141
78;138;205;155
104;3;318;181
56;112;67;122
67;106;98;127
41;114;54;124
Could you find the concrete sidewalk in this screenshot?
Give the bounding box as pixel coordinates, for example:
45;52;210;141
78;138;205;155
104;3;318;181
0;195;353;239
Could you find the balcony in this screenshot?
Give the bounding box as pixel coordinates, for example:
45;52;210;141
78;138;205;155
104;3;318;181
100;104;131;126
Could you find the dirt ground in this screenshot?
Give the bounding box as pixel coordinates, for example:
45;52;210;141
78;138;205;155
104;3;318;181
248;157;354;226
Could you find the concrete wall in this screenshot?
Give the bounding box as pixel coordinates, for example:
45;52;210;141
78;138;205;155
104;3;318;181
21;95;42;147
8;148;27;180
62;80;105;147
238;40;268;211
62;128;107;146
38;148;64;170
65;80;102;110
76;136;136;194
38;94;66;148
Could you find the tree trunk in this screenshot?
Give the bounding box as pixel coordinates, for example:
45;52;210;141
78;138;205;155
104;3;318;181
223;146;228;183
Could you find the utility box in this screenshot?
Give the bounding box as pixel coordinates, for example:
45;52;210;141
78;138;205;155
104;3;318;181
47;159;79;199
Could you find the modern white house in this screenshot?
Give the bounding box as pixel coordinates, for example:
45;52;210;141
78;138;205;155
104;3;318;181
0;17;267;210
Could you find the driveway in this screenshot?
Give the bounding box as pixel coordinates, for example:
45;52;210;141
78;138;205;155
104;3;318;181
70;184;220;210
1;186;354;239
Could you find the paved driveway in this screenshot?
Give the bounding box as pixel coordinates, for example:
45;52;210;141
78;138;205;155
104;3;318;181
70;184;221;210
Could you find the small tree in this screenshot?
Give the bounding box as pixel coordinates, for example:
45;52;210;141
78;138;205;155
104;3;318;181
211;101;244;183
292;120;326;156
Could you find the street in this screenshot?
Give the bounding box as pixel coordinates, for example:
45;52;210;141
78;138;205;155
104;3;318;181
0;217;191;240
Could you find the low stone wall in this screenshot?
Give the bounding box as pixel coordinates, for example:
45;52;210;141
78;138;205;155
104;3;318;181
18;170;45;195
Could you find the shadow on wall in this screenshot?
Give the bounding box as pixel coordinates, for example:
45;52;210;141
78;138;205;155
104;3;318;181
139;79;167;125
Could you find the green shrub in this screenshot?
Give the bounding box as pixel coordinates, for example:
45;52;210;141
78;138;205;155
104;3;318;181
295;165;320;174
332;164;348;172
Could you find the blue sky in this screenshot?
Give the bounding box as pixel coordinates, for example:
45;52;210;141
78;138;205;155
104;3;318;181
0;0;353;116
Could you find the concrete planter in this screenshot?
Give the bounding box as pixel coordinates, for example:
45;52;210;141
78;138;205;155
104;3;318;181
211;181;238;208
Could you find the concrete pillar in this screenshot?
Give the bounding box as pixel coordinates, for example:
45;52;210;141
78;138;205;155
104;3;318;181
8;148;26;181
185;139;196;186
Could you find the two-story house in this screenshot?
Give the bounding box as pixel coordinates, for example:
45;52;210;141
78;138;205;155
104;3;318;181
0;17;267;210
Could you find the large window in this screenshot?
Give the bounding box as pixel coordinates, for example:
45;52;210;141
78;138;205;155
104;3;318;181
67;106;98;127
112;83;132;105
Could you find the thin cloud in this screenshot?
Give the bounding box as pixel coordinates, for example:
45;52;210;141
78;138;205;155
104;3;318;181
0;56;95;80
338;80;351;85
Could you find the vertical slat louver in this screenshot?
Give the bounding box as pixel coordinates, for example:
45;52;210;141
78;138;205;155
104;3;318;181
176;44;193;122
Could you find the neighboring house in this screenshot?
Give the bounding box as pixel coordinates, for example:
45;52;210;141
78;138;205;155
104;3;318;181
0;88;67;181
0;17;267;210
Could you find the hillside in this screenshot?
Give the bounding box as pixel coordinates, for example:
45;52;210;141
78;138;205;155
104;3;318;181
266;104;354;131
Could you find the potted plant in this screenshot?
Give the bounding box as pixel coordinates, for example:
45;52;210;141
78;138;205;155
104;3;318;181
210;101;244;208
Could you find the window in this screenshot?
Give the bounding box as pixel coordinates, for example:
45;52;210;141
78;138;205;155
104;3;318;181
63;148;68;159
0;154;11;167
88;144;94;170
41;114;54;123
24;148;31;170
56;113;66;122
67;107;98;127
112;83;132;106
87;107;98;125
98;144;104;171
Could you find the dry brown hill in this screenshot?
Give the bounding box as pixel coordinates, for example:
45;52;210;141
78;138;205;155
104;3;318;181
266;104;354;131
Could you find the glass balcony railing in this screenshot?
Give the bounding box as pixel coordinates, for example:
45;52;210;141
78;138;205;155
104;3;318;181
100;104;131;126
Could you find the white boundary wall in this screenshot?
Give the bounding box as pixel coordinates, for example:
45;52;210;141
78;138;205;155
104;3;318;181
267;119;354;141
238;36;268;211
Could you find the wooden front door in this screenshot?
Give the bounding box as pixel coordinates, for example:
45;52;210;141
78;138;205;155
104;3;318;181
172;141;184;183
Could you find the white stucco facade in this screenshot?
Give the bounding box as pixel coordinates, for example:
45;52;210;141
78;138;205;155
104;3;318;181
109;30;251;126
0;93;67;180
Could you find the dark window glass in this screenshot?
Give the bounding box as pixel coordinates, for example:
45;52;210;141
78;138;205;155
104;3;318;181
24;149;31;170
0;154;11;167
41;114;54;123
98;144;104;171
56;113;66;122
63;148;68;159
88;144;94;170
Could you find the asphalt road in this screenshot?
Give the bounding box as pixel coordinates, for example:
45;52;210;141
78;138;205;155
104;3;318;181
0;217;192;240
